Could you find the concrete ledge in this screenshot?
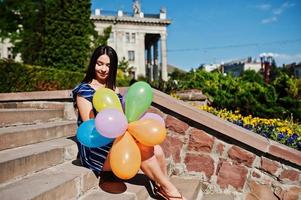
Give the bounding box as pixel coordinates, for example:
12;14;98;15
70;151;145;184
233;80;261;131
0;89;300;167
0;101;65;109
0;90;72;102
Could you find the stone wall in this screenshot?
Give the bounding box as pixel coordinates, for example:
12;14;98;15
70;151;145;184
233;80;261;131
148;105;301;199
175;89;209;106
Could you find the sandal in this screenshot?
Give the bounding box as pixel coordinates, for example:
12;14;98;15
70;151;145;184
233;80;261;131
149;180;160;194
157;186;184;200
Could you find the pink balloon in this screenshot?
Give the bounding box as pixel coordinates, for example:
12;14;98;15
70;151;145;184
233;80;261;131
139;112;165;126
95;108;128;138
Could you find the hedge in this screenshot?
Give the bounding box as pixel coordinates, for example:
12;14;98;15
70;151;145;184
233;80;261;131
0;59;84;92
0;59;130;93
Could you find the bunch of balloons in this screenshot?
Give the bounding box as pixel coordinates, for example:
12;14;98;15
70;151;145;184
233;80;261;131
76;81;166;179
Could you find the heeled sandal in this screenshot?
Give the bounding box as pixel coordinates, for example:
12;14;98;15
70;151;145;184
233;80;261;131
149;180;160;194
156;186;184;200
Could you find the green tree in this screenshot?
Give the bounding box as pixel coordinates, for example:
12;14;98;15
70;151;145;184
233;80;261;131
92;26;112;48
0;0;98;71
176;69;300;121
240;70;264;85
41;0;95;70
118;57;130;73
169;68;186;80
0;0;45;64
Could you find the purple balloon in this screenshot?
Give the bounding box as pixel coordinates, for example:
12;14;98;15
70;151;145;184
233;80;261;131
95;108;128;138
139;112;165;126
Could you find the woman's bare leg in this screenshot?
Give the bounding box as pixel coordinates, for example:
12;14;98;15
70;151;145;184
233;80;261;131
154;145;168;176
138;143;185;200
102;143;185;199
102;154;111;171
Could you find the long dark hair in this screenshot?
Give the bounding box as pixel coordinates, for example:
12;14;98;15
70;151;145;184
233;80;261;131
82;45;118;90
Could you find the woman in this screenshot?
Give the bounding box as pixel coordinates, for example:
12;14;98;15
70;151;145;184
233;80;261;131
72;45;185;200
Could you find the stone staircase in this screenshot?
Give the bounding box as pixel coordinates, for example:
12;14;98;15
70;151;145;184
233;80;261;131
0;101;203;200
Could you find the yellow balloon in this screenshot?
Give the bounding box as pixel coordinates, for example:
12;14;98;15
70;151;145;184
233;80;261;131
92;88;123;112
128;119;166;146
110;132;141;180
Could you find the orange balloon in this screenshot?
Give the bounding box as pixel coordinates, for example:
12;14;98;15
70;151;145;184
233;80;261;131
128;119;166;146
109;131;141;180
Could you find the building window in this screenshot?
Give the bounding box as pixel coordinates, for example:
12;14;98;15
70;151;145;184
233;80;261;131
7;47;13;59
131;33;136;43
128;50;135;61
125;32;130;43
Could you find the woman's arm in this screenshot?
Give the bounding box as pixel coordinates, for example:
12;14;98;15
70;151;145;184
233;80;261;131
76;96;95;121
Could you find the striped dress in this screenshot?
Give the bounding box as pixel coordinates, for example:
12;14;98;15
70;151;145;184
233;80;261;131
72;82;122;173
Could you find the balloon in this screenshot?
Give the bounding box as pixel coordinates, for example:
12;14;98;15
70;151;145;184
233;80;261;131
76;119;113;148
140;112;165;126
128;119;166;146
125;81;153;122
110;131;141;179
92;88;123;112
95;108;128;138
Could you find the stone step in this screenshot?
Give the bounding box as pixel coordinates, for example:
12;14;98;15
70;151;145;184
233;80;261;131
0;120;77;150
0;161;202;200
0;161;98;200
202;193;236;200
0;108;64;127
0;137;78;184
0;101;66;110
165;176;203;200
81;175;202;200
80;189;136;200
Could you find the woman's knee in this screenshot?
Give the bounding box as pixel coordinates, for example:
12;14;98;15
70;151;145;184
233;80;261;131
137;143;155;161
102;157;111;171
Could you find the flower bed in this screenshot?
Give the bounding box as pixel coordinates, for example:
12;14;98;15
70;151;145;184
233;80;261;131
196;105;301;151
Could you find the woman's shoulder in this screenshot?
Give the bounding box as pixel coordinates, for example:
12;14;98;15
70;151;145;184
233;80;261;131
73;82;92;92
72;82;94;100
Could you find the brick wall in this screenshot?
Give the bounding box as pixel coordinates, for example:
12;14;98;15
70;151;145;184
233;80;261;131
148;106;301;199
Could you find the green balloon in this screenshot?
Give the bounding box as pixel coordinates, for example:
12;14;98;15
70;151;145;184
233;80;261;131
125;81;153;122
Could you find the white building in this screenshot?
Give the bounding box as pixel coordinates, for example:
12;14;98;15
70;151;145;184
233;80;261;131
201;64;221;72
0;38;21;62
222;57;262;76
93;1;170;81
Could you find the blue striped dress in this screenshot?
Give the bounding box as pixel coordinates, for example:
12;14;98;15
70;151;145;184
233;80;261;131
72;82;122;173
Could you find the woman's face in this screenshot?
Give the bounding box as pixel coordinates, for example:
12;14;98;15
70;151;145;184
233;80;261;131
95;54;110;82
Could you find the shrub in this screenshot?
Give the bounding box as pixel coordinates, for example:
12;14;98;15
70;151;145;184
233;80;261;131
172;69;301;122
0;59;132;92
0;59;84;92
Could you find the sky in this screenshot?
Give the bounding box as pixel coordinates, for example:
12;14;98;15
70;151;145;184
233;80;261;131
92;0;301;71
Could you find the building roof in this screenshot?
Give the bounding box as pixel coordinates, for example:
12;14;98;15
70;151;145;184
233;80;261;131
167;64;187;74
91;15;171;25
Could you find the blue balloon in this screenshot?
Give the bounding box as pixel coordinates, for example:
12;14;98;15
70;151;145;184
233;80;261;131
77;119;113;148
